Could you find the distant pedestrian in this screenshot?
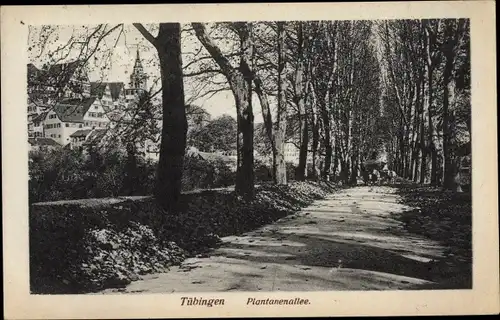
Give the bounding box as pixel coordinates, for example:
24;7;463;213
371;169;380;185
388;170;397;184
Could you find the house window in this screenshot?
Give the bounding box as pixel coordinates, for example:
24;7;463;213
79;124;83;128
58;134;61;138
66;123;69;127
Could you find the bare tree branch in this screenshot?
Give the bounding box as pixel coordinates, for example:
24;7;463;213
133;23;157;46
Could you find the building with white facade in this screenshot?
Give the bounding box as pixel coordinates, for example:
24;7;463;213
38;97;109;146
27;47;152;153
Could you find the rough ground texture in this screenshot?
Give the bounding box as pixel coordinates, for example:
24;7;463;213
30;181;337;294
394;184;472;289
96;185;472;294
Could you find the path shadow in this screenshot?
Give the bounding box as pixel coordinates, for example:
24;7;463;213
203;185;471;290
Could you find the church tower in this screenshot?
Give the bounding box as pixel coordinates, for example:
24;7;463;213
129;46;148;92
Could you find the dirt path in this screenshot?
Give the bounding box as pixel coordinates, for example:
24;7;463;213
97;186;446;294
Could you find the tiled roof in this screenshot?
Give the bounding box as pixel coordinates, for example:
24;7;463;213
32;111;48;123
107;82;125;100
90;81;125;100
28;137;61;146
28;60;84;87
83;129;107;145
70;129;92;138
52;97;97;123
90;82;107;99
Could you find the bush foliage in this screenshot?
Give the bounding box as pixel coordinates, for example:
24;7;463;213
29;148;284;203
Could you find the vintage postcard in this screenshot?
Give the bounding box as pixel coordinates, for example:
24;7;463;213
2;1;498;318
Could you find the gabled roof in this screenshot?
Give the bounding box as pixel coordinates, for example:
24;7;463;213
70;129;92;138
83;129;107;145
90;81;125;100
90;82;107;99
28;60;85;87
28;137;61;147
107;82;125;100
32;111;49;123
52;97;97;123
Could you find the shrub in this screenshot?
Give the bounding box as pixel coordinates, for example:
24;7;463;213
286;162;297;181
29;147;156;203
181;154;235;191
254;159;273;182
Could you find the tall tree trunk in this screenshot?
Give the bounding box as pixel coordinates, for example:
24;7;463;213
333;134;340;178
424;23;440;186
349;151;358;185
442;70;454;189
297;110;309;180
192;22;255;200
311;114;320;179
155;23;188;212
294;23;308;181
321;101;332;180
254;75;276;179
442;21;458;190
428;65;438;185
234;26;255;200
274;21;288;184
420;72;428;183
412;88;422;182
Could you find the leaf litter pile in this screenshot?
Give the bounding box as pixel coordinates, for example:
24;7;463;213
30;181;338;294
394;184;472;289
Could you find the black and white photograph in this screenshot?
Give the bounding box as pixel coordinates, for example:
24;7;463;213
2;2;498;318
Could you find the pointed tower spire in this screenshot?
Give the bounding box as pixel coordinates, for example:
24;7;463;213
129;44;147;92
134;44;143;70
